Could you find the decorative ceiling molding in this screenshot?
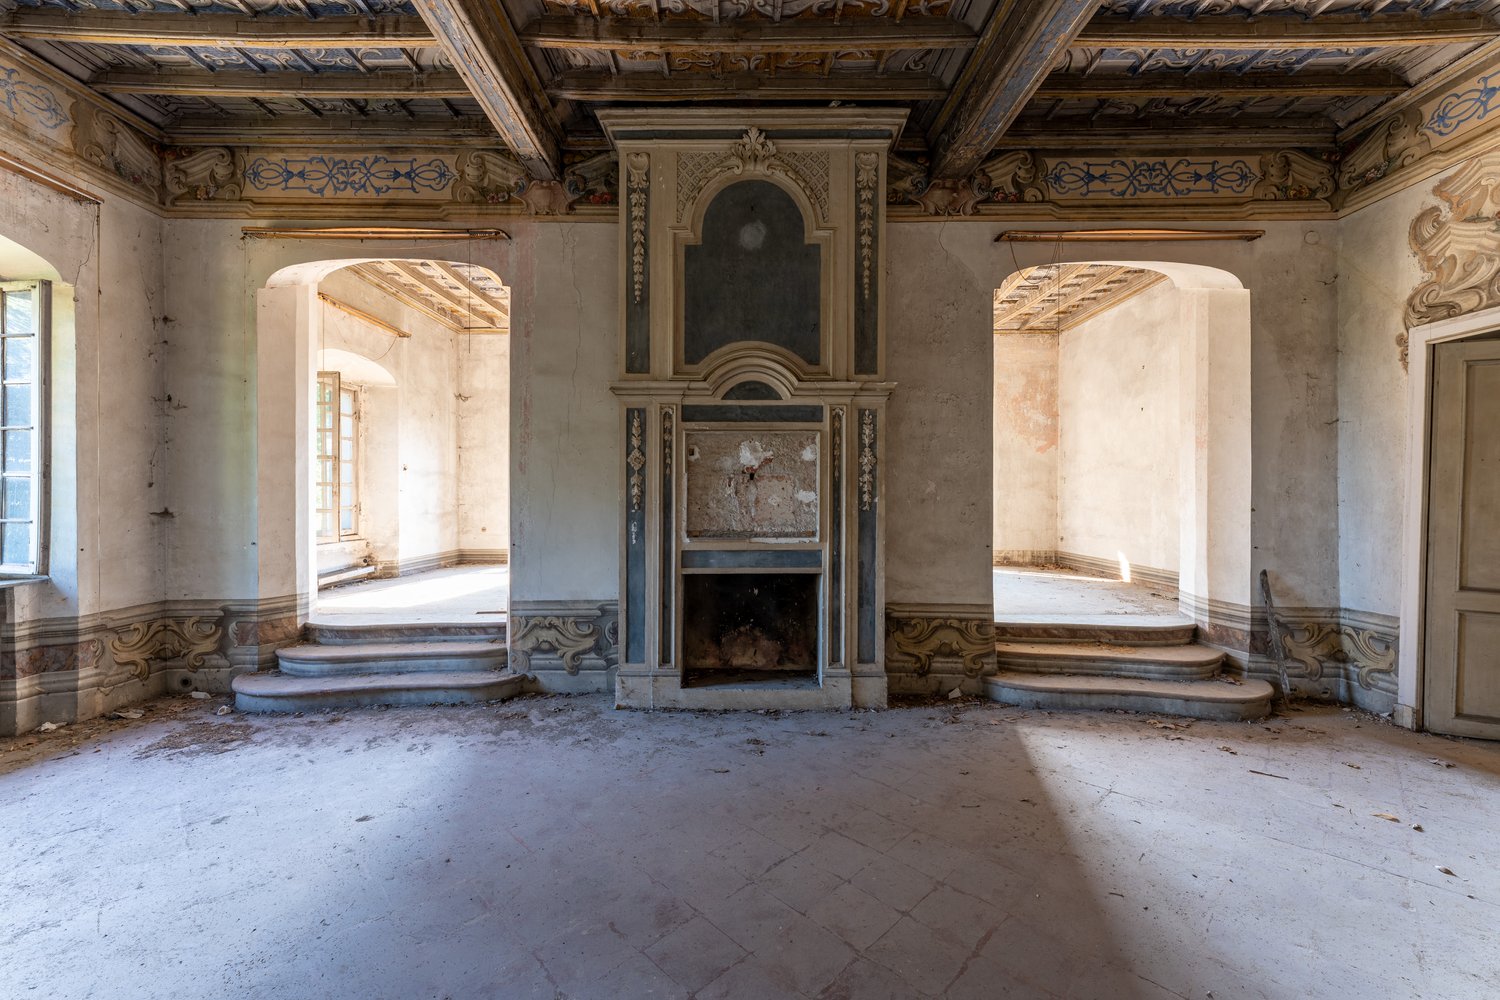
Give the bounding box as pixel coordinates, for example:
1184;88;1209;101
0;12;439;49
1073;12;1500;50
993;264;1168;334
90;69;471;99
520;14;978;52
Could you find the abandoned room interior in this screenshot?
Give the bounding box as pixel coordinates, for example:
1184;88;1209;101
1;0;1498;995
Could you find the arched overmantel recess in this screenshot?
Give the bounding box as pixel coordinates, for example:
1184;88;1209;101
676;170;833;380
684;179;821;367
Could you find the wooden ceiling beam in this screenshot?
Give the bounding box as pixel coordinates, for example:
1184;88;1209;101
412;0;563;180
1034;70;1407;99
928;0;1102;181
0;11;437;48
1073;12;1500;51
547;69;947;101
519;14;978;52
90;70;471;98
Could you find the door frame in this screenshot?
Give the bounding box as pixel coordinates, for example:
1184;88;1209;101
1399;302;1500;730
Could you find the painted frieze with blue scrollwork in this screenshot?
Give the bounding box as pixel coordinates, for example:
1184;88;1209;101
1425;73;1499;138
0;66;67;131
1045;158;1258;198
244;155;455;197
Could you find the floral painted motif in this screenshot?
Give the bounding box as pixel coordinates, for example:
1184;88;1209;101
0;66;67;131
244;155;455;196
1426;73;1500;138
1045;158;1257;198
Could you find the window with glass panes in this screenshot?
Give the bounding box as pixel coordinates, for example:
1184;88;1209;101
0;281;46;575
314;371;359;540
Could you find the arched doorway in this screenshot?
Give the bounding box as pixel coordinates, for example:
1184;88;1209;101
989;260;1260;714
257;257;512;628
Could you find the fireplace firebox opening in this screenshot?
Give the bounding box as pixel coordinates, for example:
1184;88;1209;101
682;572;819;686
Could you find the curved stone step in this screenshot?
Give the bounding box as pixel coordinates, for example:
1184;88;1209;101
304;622;507;646
994;616;1196;646
233;669;525;714
985;671;1273;722
997;641;1224;681
276;641;506;677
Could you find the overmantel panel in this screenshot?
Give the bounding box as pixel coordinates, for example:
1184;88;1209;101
601;109;904;384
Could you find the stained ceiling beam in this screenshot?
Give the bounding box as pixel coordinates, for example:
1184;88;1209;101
90;70;471;98
928;0;1102;181
520;14;978;52
0;11;437;48
412;0;563;180
547;69;947;101
1034;70;1407;98
1073;12;1500;50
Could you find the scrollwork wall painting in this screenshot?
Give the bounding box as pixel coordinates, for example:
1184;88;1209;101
1406;151;1500;326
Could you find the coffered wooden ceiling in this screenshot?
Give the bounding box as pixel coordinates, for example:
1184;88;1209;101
347;259;511;332
994;263;1166;332
2;0;1497;179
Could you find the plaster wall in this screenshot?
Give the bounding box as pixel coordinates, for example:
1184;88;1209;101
457;334;509;559
992;333;1057;560
0;171;165;621
884;224;994;609
1336;184;1428;618
506;223;619;605
1057;281;1181;576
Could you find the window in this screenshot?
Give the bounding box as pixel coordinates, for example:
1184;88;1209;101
0;281;47;576
315;371;360;541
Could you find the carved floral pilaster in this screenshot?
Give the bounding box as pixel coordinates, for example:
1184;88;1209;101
855;152;878;299
627;151;649;305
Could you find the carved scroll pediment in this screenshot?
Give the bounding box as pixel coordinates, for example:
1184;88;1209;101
675;128;830;225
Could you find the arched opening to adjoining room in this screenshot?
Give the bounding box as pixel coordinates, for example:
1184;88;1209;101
991;260;1252;638
258;257;512;628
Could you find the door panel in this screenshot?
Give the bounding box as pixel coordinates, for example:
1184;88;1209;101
1426;341;1500;738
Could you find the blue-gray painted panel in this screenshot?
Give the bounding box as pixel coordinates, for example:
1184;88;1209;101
682;550;822;569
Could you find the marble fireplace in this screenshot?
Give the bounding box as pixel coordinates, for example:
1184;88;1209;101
604;110;901;709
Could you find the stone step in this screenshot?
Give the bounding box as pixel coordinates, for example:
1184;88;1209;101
276;641;506;677
303;621;507;646
233;670;525;714
994;616;1196;646
997;640;1224;681
985;671;1273;722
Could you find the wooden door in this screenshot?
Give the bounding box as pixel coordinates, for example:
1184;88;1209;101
1425;337;1500;738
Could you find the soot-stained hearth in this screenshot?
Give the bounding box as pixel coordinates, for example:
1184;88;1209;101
683;573;817;684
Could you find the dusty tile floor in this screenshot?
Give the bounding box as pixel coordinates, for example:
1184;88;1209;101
312;565;510;625
3;696;1497;1000
993;566;1181;620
